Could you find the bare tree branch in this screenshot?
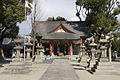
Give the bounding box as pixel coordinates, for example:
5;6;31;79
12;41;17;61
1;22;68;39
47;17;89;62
76;5;82;21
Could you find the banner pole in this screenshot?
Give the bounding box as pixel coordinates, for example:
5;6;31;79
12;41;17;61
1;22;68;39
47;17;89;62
24;0;27;61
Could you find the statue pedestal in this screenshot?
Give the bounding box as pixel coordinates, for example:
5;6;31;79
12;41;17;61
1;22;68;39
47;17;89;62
25;49;32;66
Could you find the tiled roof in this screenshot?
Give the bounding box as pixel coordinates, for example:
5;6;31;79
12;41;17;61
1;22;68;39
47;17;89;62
35;21;91;40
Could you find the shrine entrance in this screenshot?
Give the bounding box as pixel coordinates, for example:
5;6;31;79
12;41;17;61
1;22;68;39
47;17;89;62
54;43;69;56
39;40;81;56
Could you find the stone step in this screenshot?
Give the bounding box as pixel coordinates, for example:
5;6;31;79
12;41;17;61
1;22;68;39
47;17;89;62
97;65;114;70
2;65;31;74
2;58;31;74
99;58;109;62
98;62;112;66
3;69;31;74
80;63;88;66
80;61;88;63
10;62;25;66
95;69;120;75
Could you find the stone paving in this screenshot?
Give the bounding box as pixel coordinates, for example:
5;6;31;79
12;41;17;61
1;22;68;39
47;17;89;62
0;58;120;80
40;59;80;80
41;59;54;64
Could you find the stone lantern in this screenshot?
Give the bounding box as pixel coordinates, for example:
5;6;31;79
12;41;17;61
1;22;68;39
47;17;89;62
24;38;33;66
2;34;30;74
89;38;97;71
79;44;86;59
34;43;44;63
99;34;109;62
79;43;89;68
78;41;83;60
114;51;118;59
13;34;23;60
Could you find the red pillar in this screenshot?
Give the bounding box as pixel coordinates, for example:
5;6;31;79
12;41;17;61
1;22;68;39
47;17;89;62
81;38;85;44
69;43;72;56
37;38;40;44
50;44;53;56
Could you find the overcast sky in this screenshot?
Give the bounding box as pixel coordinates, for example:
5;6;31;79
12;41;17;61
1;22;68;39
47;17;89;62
40;0;79;21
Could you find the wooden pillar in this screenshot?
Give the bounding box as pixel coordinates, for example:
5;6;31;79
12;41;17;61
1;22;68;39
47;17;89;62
69;43;72;56
37;38;40;44
80;36;87;44
50;44;53;56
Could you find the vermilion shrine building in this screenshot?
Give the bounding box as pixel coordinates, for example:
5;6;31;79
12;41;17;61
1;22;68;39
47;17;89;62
35;21;91;56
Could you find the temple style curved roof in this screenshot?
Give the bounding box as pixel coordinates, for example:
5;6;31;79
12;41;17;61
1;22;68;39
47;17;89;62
34;21;91;40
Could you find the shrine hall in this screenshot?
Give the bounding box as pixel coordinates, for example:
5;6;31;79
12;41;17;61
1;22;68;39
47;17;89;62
35;21;91;56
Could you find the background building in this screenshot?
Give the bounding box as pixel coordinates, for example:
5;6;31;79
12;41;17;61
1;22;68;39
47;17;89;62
34;21;91;56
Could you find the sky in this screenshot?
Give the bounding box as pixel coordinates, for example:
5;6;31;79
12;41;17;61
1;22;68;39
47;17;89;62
40;0;79;21
18;0;79;36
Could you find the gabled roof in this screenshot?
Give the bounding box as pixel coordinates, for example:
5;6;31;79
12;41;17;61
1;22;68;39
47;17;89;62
49;23;75;33
35;21;91;40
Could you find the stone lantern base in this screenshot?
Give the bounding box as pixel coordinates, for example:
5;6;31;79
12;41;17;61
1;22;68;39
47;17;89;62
34;55;43;64
80;54;89;68
25;49;33;66
94;57;119;75
2;58;31;74
25;58;32;66
88;58;97;72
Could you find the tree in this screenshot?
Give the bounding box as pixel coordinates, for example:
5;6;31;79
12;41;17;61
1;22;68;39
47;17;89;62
47;16;66;21
47;17;55;21
76;0;120;40
56;16;66;21
0;0;25;59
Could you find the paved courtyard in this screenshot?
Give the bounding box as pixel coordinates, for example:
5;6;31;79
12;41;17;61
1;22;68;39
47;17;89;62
0;59;120;80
